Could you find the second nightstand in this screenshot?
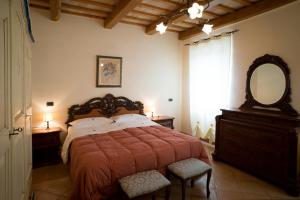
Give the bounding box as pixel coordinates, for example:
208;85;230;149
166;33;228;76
151;116;175;129
32;127;61;168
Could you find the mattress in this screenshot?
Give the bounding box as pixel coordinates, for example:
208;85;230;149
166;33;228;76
62;114;209;200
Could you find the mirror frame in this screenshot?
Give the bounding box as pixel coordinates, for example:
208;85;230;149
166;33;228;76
240;54;298;116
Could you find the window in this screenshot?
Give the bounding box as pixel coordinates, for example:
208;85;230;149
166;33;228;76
189;35;232;141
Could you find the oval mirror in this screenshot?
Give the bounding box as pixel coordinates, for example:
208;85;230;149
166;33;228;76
250;63;286;105
240;54;298;116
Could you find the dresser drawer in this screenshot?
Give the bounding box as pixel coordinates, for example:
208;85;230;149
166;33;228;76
220;119;285;151
218;119;288;184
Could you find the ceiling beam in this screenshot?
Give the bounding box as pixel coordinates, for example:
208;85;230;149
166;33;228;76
152;0;183;7
124;16;152;23
131;10;159;19
62;3;108;18
121;20;147;27
217;4;235;12
233;0;252;6
62;9;104;19
104;0;143;29
179;0;296;40
139;3;172;14
203;10;220;18
71;0;113;11
49;0;61;21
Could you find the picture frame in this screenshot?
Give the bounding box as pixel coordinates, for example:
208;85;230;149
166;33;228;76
96;55;122;87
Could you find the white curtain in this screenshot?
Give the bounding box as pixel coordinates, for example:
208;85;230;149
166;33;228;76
189;35;232;140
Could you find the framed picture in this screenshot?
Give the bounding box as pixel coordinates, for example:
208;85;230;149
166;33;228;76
96;55;122;87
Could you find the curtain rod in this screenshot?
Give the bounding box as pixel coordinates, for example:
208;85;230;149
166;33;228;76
184;29;239;46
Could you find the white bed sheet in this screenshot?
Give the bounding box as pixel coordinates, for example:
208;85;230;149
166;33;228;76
61;115;159;163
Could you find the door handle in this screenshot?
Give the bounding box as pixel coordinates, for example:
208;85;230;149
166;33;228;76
9;127;23;136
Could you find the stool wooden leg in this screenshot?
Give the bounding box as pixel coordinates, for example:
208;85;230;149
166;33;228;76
206;169;212;198
181;179;186;200
166;170;170;179
165;185;171;200
121;191;128;200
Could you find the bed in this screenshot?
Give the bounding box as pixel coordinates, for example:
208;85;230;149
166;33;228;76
62;94;209;200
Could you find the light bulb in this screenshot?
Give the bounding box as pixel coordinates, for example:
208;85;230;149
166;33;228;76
196;7;204;18
189;13;197;20
156;22;167;34
202;24;213;35
188;3;204;19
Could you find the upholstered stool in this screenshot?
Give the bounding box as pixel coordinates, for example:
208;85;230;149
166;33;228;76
167;158;212;200
119;170;171;200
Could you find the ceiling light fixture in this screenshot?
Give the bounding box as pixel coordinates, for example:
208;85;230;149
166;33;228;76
156;0;213;35
202;23;213;35
188;3;204;19
156;22;168;34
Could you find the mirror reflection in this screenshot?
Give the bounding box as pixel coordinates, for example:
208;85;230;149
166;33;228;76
250;64;286;105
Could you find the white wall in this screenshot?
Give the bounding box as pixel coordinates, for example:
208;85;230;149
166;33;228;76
181;1;300;133
31;9;182;131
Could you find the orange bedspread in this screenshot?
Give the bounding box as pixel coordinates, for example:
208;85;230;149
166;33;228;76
69;126;209;200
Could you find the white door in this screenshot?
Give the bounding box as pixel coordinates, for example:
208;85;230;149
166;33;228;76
0;0;11;199
23;26;33;199
0;0;32;199
10;0;31;199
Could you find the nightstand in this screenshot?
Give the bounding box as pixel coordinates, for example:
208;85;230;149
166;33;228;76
151;116;175;129
32;127;61;168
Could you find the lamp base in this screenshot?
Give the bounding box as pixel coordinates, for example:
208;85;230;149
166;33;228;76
46;121;50;129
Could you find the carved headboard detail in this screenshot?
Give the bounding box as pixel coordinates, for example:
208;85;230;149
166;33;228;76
66;94;144;124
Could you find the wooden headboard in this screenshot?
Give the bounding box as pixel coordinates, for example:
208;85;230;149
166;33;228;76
65;94;144;124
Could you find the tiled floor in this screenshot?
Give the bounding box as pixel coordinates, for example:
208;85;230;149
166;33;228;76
31;146;300;200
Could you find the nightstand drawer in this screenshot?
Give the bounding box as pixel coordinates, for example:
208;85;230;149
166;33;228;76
151;116;174;129
158;120;173;128
32;133;60;149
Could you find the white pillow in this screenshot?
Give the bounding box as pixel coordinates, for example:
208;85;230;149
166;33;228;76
111;114;149;122
69;117;113;128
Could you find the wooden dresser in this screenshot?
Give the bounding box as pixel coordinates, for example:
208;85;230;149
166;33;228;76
213;109;300;195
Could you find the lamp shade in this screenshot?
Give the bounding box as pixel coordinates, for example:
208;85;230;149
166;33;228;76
202;24;213;35
156;22;167;34
145;105;156;117
188;3;204;19
43;112;53;122
149;106;156;114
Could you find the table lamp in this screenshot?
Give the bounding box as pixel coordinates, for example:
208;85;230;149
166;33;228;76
43;112;53;129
